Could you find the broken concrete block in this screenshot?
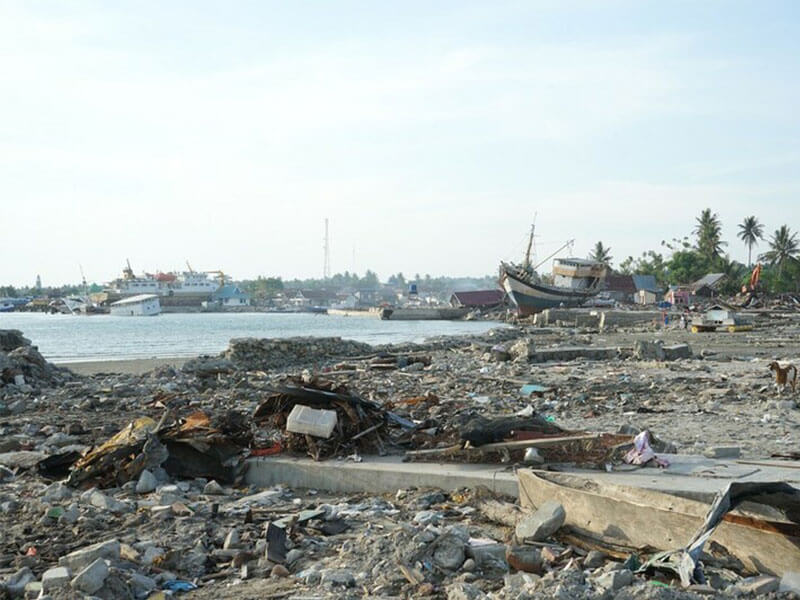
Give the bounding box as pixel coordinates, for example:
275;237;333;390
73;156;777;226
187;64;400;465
446;582;489;600
223;528;241;550
432;534;466;570
508;338;534;362
633;340;665;361
320;568;355;587
203;480;225;495
663;343;692;360
703;446;741;459
59;539;120;572
4;567;35;597
596;568;633;590
515;500;565;542
41;566;71;591
583;550;606;569
135;469;157;494
89;491;131;514
286;404;337;438
70;558;109;594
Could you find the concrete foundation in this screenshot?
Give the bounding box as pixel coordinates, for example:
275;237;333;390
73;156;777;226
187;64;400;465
245;454;800;505
245;455;518;497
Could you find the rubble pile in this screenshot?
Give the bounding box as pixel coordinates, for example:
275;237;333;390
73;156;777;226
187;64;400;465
0;329;72;395
221;336;373;371
1;317;800;599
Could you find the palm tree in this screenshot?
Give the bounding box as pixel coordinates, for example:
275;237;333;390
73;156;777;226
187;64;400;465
694;209;726;262
589;241;613;266
760;225;800;275
737;216;764;267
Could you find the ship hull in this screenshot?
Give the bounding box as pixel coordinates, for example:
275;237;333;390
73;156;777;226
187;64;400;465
501;268;596;316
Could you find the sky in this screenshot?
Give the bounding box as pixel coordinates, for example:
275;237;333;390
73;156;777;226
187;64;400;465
1;0;798;287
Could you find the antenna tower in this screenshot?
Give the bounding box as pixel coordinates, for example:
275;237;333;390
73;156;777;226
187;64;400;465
323;218;331;279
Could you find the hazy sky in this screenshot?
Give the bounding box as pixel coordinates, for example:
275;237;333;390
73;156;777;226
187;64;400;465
1;1;798;286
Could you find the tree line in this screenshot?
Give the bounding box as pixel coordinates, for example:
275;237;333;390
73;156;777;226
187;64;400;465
587;210;799;293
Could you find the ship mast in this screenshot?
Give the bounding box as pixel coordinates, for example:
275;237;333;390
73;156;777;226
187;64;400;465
522;213;537;270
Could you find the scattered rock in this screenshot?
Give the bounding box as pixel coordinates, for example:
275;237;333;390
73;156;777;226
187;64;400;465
515;501;565;542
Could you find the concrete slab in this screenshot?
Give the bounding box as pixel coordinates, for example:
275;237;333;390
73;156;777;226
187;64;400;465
245;455;518;497
560;454;800;503
245;453;800;505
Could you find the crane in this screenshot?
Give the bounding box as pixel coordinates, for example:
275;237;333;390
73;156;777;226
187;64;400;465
205;270;228;287
185;260;195;274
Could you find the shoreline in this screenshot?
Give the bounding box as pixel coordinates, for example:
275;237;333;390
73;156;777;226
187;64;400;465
62;356;193;375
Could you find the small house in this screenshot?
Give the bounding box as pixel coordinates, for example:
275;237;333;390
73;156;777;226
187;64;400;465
636;289;658;305
665;287;691;307
211;285;250;307
110;294;161;316
691;273;726;298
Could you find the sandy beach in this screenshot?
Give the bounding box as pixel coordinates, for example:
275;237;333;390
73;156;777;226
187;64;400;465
59;356;192;375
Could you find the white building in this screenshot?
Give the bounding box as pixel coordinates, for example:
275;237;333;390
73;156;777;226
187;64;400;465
110;294;161;316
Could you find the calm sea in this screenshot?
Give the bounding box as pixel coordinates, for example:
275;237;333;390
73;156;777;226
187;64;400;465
0;312;503;363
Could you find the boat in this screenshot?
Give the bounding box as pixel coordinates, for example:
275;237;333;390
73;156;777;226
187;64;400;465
109;294;161;316
0;299;15;312
104;260;225;300
499;223;606;315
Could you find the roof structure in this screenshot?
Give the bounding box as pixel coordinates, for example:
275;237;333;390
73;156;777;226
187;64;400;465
604;274;635;294
212;285;248;300
632;274;659;292
691;273;726;291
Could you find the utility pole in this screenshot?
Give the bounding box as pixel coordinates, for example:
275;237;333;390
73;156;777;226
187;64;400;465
323;218;331;279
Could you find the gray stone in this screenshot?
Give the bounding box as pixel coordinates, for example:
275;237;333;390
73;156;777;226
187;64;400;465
89;491;131;514
432;534;466;570
135;469;157;494
59;539;120;572
446;582;488;600
320;568;355;587
4;567;35;597
203;480;225;495
223;528;241;550
285;549;303;565
595;568;633;591
42;482;72;503
515;501;566;542
461;558;476;571
70;558;109;594
583;550;606;569
41;566;71;591
127;573;157;596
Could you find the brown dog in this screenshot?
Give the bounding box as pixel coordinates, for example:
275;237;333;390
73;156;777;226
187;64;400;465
769;361;797;394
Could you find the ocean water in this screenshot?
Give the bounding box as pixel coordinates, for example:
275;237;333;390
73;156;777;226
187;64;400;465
0;312;503;363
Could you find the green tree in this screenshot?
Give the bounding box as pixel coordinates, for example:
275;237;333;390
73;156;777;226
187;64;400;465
694;209;726;262
737;216;764;267
588;241;613;266
760;225;799;276
665;250;709;285
617;257;634;275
